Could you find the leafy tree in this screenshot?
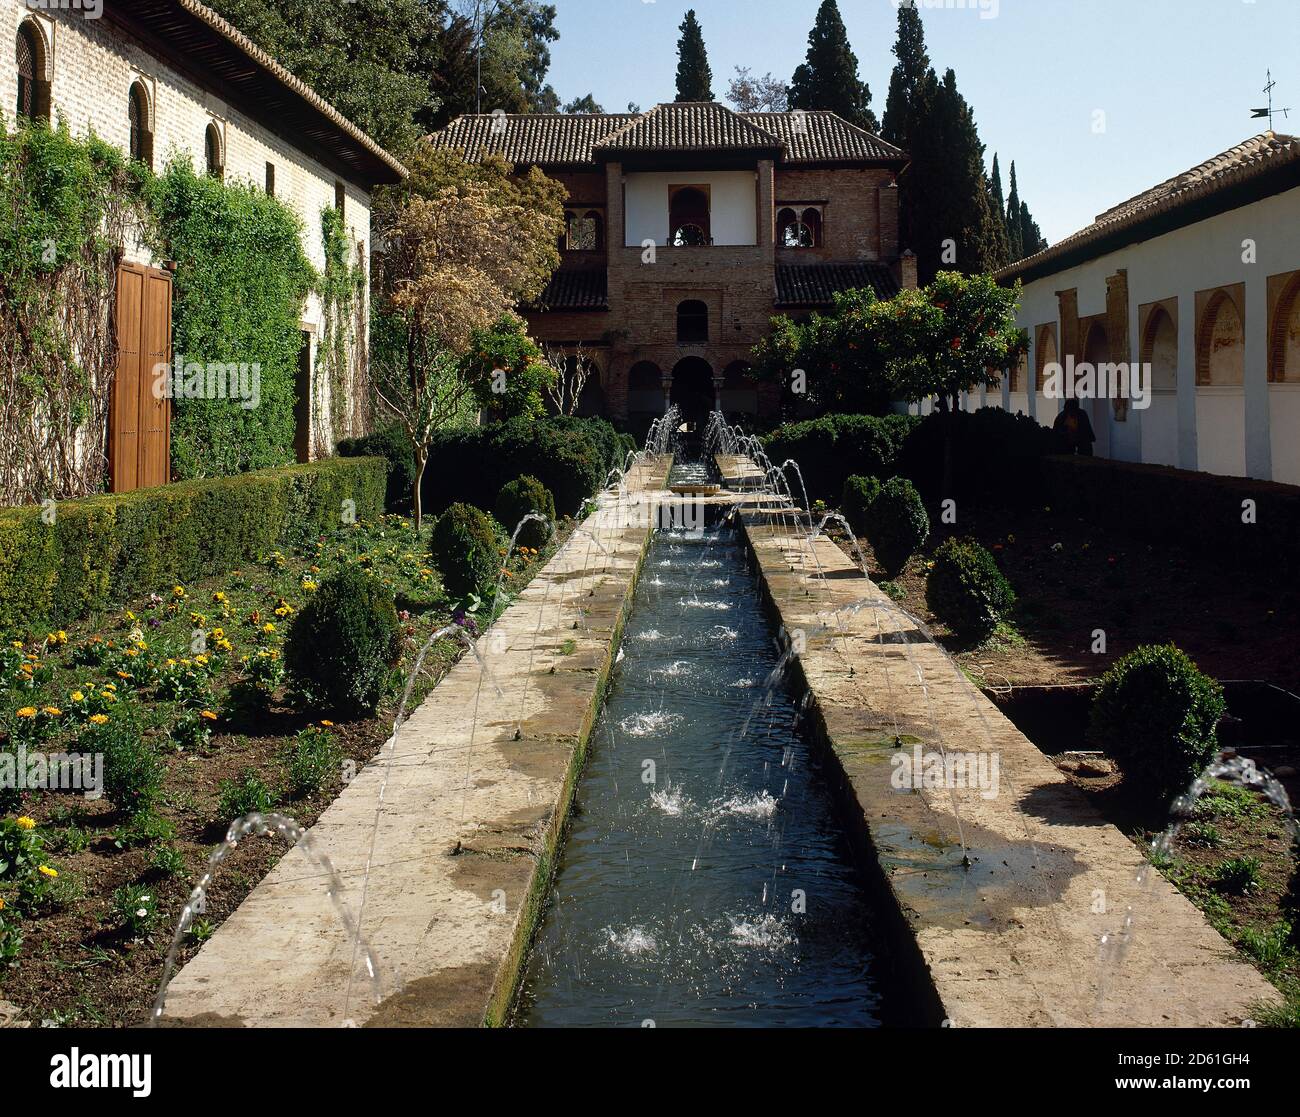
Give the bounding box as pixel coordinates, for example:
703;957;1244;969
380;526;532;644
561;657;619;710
563;94;605;114
462;312;554;422
726;67;789;112
370;149;564;525
205;0;442;155
788;0;878;132
675;10;714;102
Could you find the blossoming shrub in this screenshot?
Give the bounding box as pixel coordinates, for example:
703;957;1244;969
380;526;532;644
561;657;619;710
495;476;555;550
0;456;386;640
0;816;64;916
1089;644;1226;802
428;503;499;601
285;565;402;716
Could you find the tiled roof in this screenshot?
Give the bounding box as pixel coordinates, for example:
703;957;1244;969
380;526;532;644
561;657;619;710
528;268;608;311
775;262;900;306
998;132;1300;282
427;113;637;166
594;103;782;154
741;111;904;163
427;103;907;167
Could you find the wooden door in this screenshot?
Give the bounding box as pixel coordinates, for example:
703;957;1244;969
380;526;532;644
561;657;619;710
111;263;172;492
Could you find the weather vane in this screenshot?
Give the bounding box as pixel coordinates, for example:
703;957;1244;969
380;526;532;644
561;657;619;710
1252;70;1290;131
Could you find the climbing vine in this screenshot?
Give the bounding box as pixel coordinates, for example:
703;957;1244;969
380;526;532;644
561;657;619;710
316;206;365;450
0;118;149;505
145;159;315;480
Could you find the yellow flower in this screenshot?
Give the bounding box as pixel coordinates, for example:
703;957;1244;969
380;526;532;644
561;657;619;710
173;585;186;598
200;710;217;721
70;691;84;702
15;817;36;830
195;654;209;666
124;610;136;621
116;670;131;679
103;682;117;691
38;865;57;878
89;714;109;725
15;707;36;719
320;719;334;728
41;706;61;717
212;592;227;604
262;623;275;634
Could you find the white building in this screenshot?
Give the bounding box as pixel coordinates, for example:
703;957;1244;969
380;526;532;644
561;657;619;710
4;0;406;489
980;132;1300;486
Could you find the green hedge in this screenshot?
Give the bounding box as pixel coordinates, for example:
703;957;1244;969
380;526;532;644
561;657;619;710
0;457;386;639
1040;455;1300;576
764;413;919;501
338;425;417;513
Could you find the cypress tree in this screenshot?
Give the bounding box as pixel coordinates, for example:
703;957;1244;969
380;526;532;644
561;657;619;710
987;153;1011;270
1005;161;1024;261
674;10;713;102
880;3;929;149
788;0;878;132
1019;200;1047;256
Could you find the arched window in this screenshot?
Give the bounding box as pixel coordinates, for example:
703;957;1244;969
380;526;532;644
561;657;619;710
677;300;708;345
128;82;153;168
1196;290;1244;386
564;209;602;251
15;22;47;123
204;122;224;179
628;361;661;390
1035;324;1058;392
669;186;710;246
778;205;821;248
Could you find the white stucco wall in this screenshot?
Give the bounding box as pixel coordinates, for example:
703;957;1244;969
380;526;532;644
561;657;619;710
1006;182;1300;486
624;170;757;247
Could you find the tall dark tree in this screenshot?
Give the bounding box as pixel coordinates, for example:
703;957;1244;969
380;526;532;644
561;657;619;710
1005;161;1024;262
905;69;1001;284
880;2;929;149
788;0;877;132
562;94;604;114
1019;200;1047;256
986;153;1011;269
674;10;714;102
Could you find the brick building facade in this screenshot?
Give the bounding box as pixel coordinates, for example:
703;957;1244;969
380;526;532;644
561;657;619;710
428;102;912;429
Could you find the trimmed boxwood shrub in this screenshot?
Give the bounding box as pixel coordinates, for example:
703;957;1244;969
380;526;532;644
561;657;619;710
1088;644;1226;802
285;564;402;717
421;418;604;518
0;456;386;640
765;413;919;501
429;502;499;601
338;425;416;513
495;475;555;549
926;537;1016;643
841;474;881;537
866;477;929;577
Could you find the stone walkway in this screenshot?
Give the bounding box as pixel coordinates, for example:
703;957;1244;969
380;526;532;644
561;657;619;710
159;457;669;1027
730;462;1280;1027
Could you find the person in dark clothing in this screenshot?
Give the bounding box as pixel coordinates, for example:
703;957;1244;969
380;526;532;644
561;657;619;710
1053;397;1096;456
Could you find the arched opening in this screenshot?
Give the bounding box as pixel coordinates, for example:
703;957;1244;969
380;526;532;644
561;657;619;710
669;186;710;246
777;206;821;249
1269;273;1300;383
670;357;715;429
204;122;224;179
676;299;708;345
128;81;153;168
720;360;758;415
575;361;605;417
564;209;601;252
1082;321;1113;452
1197;291;1244;385
627;360;663;416
15;21;48;123
1142;306;1178;392
1140;304;1180;467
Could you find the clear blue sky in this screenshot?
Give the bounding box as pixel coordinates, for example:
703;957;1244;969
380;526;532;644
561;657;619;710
543;0;1300;245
